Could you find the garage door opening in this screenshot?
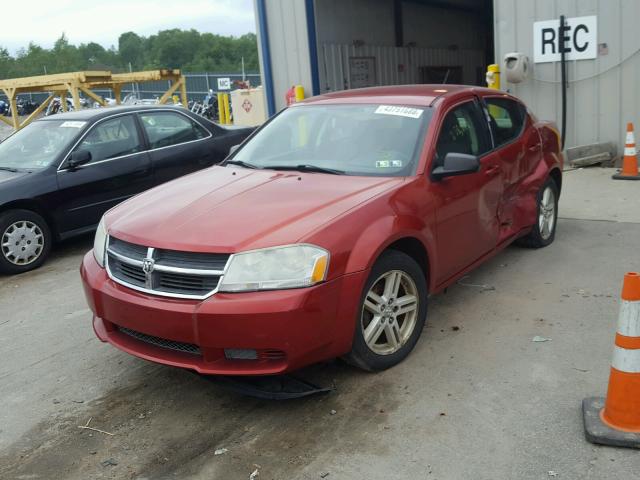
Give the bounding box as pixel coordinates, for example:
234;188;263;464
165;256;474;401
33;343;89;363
313;0;494;93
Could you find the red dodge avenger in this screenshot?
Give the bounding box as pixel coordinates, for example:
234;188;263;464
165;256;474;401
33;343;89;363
81;85;562;374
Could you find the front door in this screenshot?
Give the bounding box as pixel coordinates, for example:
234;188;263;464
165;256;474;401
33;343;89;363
430;99;503;284
55;114;152;235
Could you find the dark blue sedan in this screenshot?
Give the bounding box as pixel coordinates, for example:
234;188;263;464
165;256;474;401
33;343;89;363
0;105;254;274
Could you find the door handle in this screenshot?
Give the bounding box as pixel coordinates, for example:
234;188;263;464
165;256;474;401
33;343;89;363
484;164;501;176
527;143;540;152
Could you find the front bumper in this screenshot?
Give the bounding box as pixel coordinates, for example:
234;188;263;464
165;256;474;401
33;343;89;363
81;252;367;375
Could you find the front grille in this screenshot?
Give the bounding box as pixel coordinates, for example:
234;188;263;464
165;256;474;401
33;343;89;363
109;237;148;258
110;257;146;287
155;250;229;270
106;236;230;299
157;271;220;295
119;327;201;355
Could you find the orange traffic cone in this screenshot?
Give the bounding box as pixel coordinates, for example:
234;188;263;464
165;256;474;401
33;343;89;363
583;272;640;448
612;123;640;180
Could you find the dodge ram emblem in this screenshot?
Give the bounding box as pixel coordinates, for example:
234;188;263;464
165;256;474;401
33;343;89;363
142;258;155;275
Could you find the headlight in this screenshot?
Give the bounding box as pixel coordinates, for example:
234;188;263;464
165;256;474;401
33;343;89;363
218;244;329;292
93;216;107;268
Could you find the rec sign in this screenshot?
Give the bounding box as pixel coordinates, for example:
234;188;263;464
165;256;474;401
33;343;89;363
533;16;597;63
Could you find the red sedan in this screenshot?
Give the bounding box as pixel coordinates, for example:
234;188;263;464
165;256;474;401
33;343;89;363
81;85;562;375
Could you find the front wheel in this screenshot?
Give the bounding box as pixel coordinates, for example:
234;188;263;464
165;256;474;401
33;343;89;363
517;177;559;248
345;250;428;371
0;209;52;275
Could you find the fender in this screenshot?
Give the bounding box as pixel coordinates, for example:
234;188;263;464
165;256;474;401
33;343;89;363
0;198;58;239
344;214;436;291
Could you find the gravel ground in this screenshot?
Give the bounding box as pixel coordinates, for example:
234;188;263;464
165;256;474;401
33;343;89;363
0;166;638;479
0;120;15;141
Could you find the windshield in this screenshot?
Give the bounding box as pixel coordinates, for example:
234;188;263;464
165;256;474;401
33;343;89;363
0;120;85;170
232;104;432;176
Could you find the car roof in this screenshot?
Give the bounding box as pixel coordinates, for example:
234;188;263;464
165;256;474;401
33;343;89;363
300;84;510;108
37;104;186;122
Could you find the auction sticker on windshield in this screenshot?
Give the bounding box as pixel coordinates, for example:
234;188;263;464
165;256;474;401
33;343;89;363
375;105;423;119
60;121;86;128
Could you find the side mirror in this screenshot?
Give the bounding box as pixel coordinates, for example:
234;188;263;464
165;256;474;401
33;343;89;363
68;150;92;170
432;152;480;180
228;144;240;156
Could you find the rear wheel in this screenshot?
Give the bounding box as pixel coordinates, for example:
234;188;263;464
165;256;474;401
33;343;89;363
517;177;558;248
345;250;427;371
0;209;52;275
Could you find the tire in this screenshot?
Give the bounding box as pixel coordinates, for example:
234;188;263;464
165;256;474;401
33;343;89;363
345;250;428;371
0;209;52;275
516;177;559;249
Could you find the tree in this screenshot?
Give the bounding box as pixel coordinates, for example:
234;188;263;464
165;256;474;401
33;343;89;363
0;29;259;80
118;32;145;69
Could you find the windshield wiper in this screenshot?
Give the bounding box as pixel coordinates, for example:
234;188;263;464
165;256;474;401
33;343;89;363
0;166;19;172
224;160;261;169
263;164;346;175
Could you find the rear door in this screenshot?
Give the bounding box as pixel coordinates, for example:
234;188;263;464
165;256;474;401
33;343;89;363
55;114;152;235
430;98;504;284
482;96;539;237
137;110;215;186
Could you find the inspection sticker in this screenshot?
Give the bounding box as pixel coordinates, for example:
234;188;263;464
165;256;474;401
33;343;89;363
375;105;423;119
376;160;403;168
60;121;86;128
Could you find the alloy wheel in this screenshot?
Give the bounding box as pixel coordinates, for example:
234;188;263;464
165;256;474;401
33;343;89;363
539;185;556;240
1;220;45;266
361;270;419;355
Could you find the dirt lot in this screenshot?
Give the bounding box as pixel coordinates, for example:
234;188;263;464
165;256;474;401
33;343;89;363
0;168;639;479
0;121;15;141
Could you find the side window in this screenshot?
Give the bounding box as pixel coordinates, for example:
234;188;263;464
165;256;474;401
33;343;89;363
484;98;526;147
139;112;208;149
75;115;142;163
434;101;489;167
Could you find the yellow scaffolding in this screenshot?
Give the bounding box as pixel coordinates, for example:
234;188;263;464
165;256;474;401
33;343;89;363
86;69;187;107
0;69;187;131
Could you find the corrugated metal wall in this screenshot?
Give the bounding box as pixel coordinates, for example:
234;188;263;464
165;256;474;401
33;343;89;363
494;0;640;149
318;43;485;92
256;0;314;112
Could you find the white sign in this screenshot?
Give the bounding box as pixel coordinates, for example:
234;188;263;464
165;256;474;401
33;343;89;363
217;77;231;90
533;16;597;63
374;105;423;119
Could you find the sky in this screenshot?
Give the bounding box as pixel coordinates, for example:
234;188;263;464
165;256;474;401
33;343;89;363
3;0;256;54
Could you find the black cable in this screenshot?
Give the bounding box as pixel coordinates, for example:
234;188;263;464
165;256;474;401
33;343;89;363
559;15;567;150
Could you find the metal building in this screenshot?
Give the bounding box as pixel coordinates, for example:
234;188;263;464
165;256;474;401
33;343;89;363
254;0;639;150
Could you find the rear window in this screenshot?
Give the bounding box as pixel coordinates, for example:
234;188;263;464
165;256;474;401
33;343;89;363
485;98;526;147
139;112;208;149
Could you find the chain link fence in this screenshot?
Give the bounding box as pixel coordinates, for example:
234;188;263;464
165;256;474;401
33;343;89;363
0;72;262;104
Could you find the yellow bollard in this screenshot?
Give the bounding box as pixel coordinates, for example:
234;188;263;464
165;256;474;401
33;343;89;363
222;93;231;125
294;85;305;102
217;93;225;124
486;64;500;90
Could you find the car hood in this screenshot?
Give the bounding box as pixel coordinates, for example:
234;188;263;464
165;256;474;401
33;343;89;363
0;169;30;185
107;166;404;252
